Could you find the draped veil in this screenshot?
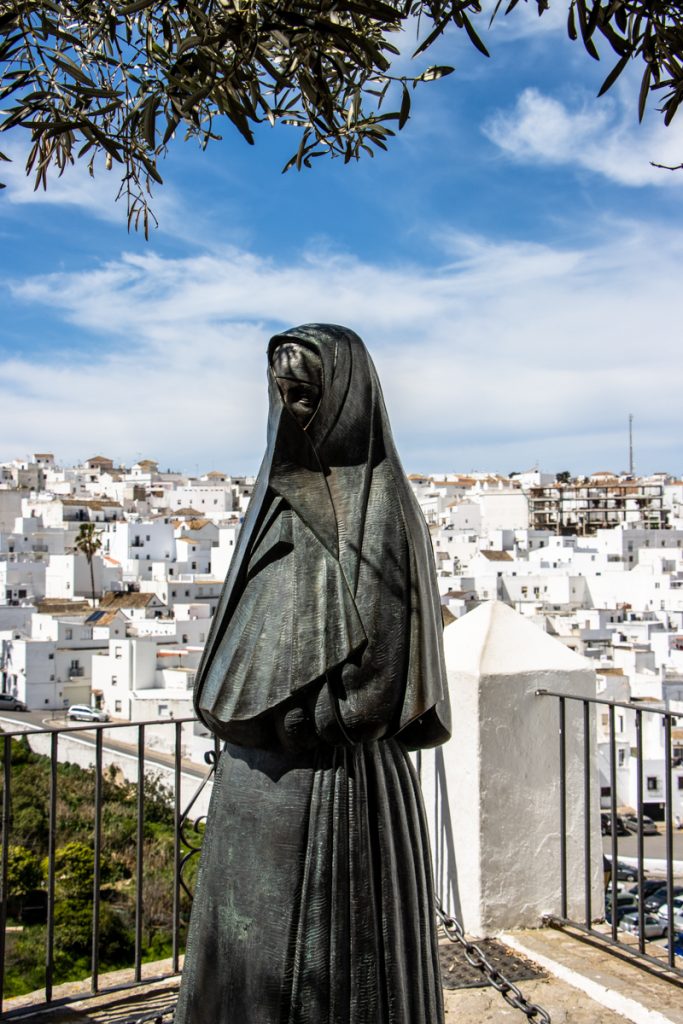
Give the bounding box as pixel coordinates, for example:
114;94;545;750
194;323;450;750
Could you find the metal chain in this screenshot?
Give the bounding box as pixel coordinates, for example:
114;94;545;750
436;900;552;1023
126;1010;175;1023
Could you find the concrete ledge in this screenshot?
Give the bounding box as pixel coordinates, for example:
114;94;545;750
500;927;683;1024
2;959;181;1022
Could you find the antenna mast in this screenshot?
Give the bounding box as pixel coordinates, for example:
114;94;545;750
628;413;634;477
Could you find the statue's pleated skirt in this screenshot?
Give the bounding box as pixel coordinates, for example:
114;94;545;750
175;738;444;1024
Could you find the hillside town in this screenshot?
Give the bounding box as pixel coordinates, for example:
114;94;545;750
1;453;682;821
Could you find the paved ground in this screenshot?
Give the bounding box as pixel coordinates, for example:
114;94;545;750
6;927;682;1024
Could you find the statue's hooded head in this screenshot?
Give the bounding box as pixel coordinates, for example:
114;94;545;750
266;323;387;476
269;340;323;430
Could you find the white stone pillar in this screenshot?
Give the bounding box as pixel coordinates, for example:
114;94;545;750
418;600;603;935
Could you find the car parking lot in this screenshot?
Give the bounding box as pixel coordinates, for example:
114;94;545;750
603;833;683;963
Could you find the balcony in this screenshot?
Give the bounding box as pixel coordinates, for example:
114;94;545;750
0;605;681;1022
0;716;215;1021
67;666;84;678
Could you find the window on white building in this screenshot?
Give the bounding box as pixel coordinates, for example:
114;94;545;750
65;628;73;640
111;675;117;686
115;700;122;713
618;749;626;766
114;646;122;659
646;776;659;791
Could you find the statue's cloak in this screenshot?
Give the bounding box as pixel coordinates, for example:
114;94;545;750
177;326;448;1024
194;323;450;749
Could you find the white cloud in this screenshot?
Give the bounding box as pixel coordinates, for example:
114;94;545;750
483;86;683;186
2;222;682;476
1;139;125;219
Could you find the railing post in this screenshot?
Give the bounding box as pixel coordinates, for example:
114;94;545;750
45;732;58;1003
91;728;103;993
664;713;675;969
635;709;645;954
172;721;182;974
0;735;12;1015
558;697;567;921
582;700;592;927
135;724;145;983
608;704;618;942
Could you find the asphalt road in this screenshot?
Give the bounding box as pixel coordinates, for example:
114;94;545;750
0;708;60;730
0;710;207;779
602;831;683;869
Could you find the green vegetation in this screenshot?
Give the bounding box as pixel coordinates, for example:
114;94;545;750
0;735;200;998
73;523;103;606
2;1;682;231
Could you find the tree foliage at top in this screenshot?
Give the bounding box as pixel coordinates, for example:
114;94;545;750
1;0;683;232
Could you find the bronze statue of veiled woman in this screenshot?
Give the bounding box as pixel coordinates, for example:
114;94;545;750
175;324;451;1024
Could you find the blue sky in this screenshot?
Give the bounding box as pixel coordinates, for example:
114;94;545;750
1;7;682;477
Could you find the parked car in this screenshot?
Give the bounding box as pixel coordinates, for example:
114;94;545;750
601;813;629;836
67;704;109;723
0;693;28;711
629;879;671;903
621;813;659;836
656;896;683;929
613;860;642;882
644;886;683;914
619;912;667;939
605;892;638;922
606;904;640;925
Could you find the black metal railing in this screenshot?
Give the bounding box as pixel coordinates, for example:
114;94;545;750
537;689;682;978
0;716;219;1018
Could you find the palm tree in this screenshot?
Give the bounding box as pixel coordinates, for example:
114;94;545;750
74;523;102;607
